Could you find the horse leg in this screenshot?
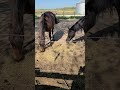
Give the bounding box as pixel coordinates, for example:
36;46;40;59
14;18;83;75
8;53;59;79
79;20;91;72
48;30;51;41
9;0;24;61
51;28;55;41
49;31;52;45
39;29;45;52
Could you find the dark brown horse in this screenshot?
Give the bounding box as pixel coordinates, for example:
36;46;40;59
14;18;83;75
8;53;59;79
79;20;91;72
66;18;83;42
66;0;120;42
38;11;59;52
9;0;34;61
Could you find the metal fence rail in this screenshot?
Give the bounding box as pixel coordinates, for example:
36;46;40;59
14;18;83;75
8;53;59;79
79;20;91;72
0;34;120;39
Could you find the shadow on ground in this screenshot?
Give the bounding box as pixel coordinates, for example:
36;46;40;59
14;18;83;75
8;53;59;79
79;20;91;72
35;85;68;90
54;31;64;41
35;67;85;90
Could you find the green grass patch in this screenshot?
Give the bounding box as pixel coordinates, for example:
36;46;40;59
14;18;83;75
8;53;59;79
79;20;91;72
57;16;81;19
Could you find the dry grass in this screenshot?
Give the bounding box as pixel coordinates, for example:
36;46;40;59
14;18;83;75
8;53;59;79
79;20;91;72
35;7;76;16
35;19;85;89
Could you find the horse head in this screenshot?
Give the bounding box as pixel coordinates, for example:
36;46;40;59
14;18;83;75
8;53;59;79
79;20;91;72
66;27;76;42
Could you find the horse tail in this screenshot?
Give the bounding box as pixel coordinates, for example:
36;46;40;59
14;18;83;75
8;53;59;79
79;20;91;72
39;13;46;51
55;16;59;24
50;12;59;24
41;13;46;30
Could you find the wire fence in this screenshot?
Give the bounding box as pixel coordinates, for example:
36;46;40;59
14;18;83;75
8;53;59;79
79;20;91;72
36;10;83;17
85;36;120;40
0;34;120;40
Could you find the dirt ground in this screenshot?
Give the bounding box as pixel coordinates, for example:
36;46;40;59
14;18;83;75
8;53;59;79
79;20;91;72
1;1;120;90
35;19;85;89
0;1;35;89
35;10;120;90
85;11;120;90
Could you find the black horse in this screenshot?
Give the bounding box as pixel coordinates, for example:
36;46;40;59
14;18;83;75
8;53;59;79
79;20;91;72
9;0;34;61
66;0;120;42
66;18;84;41
38;11;59;52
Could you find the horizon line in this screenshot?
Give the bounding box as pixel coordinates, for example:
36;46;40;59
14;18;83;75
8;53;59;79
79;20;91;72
35;6;76;10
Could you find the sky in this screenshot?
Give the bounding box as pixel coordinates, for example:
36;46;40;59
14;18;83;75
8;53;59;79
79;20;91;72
35;0;80;9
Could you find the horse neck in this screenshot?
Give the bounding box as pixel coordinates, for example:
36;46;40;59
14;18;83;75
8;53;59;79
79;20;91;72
70;19;82;32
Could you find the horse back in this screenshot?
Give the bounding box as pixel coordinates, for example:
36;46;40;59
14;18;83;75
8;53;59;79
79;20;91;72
44;12;57;31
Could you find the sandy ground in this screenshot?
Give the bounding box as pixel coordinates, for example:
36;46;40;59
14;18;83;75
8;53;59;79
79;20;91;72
35;10;120;90
0;1;35;89
35;19;85;89
1;1;120;90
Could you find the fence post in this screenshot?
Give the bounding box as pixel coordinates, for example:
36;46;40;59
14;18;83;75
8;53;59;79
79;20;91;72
74;11;75;19
63;9;64;17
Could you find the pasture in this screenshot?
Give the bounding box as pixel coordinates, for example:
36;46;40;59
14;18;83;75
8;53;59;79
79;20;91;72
35;7;82;21
35;7;75;15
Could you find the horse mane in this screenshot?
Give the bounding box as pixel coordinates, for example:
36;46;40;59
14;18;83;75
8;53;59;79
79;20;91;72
86;0;118;16
69;18;83;32
69;0;120;32
9;0;24;33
